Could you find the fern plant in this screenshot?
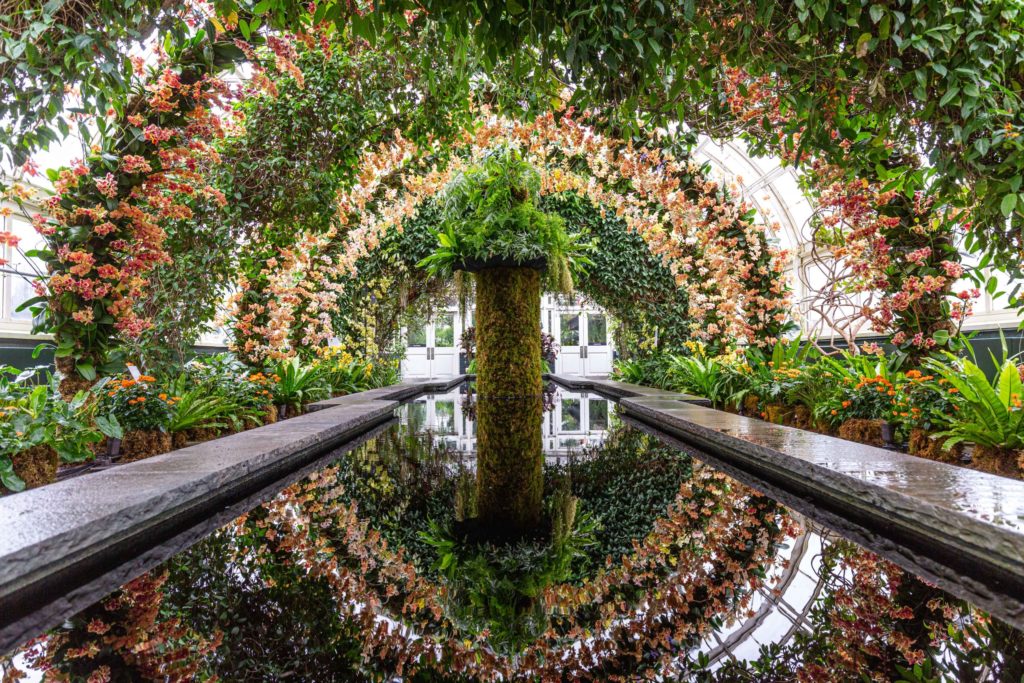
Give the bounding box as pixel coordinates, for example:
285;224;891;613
924;357;1024;451
418;146;594;294
269;357;330;412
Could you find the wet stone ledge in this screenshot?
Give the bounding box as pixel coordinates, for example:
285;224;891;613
0;377;469;653
549;375;1024;630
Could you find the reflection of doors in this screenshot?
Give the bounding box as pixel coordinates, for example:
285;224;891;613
555;311;610;376
401;312;459;378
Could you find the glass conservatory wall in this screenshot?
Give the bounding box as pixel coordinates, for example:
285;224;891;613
694;137;1022;341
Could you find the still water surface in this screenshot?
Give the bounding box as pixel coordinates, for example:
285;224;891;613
3;385;1022;681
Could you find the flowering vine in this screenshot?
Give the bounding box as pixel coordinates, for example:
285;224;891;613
232;108;792;360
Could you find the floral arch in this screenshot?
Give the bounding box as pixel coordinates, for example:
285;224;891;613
230;110;792;362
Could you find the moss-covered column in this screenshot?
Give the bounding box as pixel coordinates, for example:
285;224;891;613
473;266;543;536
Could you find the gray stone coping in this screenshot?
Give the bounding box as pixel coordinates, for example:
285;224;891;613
0;377;470;653
551;374;1024;629
547;373;711;404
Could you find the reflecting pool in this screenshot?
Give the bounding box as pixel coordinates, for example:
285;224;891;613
3;384;1022;682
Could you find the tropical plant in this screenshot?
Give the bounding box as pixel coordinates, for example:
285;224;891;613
162;374;262;434
418;146;594;294
318;358;375;396
924;357;1024;452
611;356;672;389
268;357;330;412
664;354;730;407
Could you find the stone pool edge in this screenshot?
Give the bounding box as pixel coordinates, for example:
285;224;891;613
0;376;468;653
549;373;1024;629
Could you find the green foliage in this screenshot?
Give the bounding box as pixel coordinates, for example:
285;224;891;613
540;192;693;353
267;357;329;411
925;356;1024;451
163;378;263;434
418;147;593;293
0;367;105;490
552;428;694;569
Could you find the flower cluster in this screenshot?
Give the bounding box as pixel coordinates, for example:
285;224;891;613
98;371;173;431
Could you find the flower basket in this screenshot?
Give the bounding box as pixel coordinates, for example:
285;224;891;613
120;430;172;463
908;428;963;464
971;444;1022;479
457;255;547;272
9;445;59;490
838;418;891;447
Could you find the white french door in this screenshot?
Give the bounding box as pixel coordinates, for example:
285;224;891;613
401;311;460;378
554;311;610;376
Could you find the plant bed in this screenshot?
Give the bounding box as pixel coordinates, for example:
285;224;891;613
119;430;173;463
971;445;1023;479
908;428;963;464
8;445;59;490
742;395;759;416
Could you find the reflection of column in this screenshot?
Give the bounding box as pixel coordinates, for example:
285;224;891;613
474;266;543;536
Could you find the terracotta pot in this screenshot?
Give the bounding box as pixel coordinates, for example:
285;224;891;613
742;395;760;416
120;430;173;463
764;403;794;425
971;444;1022;479
838;418;889;447
908;428;962;463
8;445;59;490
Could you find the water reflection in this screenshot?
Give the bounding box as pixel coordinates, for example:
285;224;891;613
3;388;1023;682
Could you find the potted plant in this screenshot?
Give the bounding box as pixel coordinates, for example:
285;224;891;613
925;357;1023;478
99;372;173;462
826;374;901;447
1;367;108;491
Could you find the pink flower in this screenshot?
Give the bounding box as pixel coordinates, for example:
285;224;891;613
95;172;119;198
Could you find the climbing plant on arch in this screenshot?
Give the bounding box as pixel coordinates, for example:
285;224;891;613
228;109;792;361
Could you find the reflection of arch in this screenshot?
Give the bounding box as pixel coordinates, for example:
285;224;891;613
698;513;830;668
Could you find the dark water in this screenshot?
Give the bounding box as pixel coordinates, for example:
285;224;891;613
3;385;1022;682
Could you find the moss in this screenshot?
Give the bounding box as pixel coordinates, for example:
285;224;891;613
120;430;173;462
473;266;544;536
971;444;1022;479
9;445;59;490
837;418;887;447
908;428;962;463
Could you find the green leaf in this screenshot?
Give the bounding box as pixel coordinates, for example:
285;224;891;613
1000;193;1018;217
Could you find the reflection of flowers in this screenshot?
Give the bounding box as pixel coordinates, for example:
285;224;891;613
251;462;797;680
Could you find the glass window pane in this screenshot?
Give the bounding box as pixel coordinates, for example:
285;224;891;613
589;399;608;430
560;314;580;346
561;398;581;431
407;318;427;347
9;217;46;321
587;314;607;346
434;313;455;347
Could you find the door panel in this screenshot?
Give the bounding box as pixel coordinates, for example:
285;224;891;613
558;313;582;374
585;313;612;375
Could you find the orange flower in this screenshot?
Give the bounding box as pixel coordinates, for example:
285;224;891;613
158;393;168;400
841;400;851;408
